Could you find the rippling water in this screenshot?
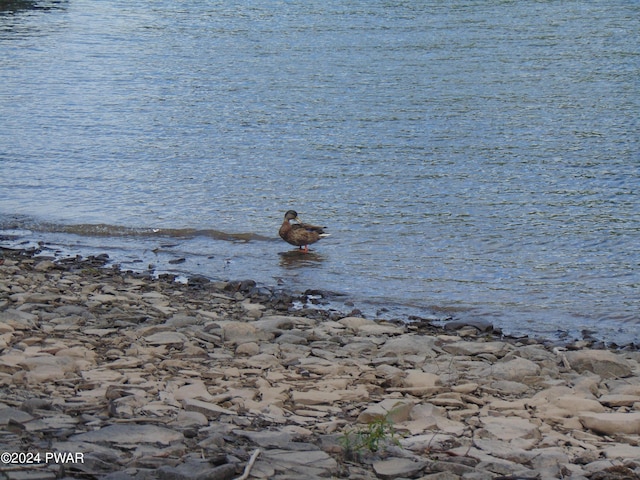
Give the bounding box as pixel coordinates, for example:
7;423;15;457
1;0;639;344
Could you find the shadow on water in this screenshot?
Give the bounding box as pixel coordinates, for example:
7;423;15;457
278;250;326;269
0;0;66;14
0;216;272;243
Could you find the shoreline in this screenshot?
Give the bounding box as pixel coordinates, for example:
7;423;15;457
2;243;636;353
2;223;637;350
1;247;639;479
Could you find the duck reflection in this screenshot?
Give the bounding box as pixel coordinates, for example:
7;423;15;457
278;249;325;269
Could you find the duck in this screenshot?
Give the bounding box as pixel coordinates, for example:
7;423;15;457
279;210;330;253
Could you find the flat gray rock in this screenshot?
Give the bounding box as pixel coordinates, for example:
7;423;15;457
261;448;338;476
71;424;184;445
0;407;34;425
373;457;428;479
566;349;632;378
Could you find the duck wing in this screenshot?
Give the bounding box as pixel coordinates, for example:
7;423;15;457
294;222;327;234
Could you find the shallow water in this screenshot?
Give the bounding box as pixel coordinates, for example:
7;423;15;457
1;1;639;344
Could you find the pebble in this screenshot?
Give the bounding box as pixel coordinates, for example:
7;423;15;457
1;247;639;479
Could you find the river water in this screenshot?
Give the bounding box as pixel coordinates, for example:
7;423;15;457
1;1;639;345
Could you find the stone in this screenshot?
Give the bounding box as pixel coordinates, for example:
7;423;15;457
486;356;540;381
3;248;640;480
235;341;260;356
157;460;237;480
553;395;606;413
182;398;235;418
144;331;188;345
473;438;529;463
71;424;184;445
356;323;404;336
254;315;312;332
357;399;414;424
0;407;34;425
35;260;58;273
372;457;428;479
0;309;38;328
480;417;541;441
601;444;640;460
338;316;372;329
291;390;342;406
261;448;337;476
598;394;640;407
234;429;293;447
442;341;511;357
565;350;632;378
221;321;273;344
379;334;439;357
174;411;209;427
173;381;215;402
579;412;640;435
403;370;440;388
0;322;14;334
489;380;530;395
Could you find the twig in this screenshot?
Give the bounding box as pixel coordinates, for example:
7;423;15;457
234;448;261;480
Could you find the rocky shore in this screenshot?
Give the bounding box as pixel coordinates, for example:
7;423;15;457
1;247;639;480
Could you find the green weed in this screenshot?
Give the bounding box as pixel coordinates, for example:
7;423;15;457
340;409;402;461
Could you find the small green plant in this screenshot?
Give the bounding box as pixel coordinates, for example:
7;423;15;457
340;409;402;460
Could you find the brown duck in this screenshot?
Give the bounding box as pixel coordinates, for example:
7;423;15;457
279;210;330;253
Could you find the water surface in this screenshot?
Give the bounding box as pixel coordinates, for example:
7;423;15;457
1;0;639;344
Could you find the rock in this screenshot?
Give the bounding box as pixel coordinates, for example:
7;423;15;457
565;350;633;378
0;308;38;328
145;331;188;345
291;390;342;406
356;323;404;336
182;399;235;418
338;316;372;329
221;321;273;344
480;417;541;441
598;394;640;407
174;411;209;428
403;370;440;388
489;380;530;395
553;395;606;413
372;457;428;479
253;315;310;333
261;449;338;476
442;341;512;357
601;444;640;460
486;356;540;381
0;322;15;334
473;438;530;463
2;248;639;480
444;318;494;332
34;260;56;271
0;407;34;425
157;460;237;480
579;412;640;435
234;429;293;447
173;381;215;402
164;314;201;327
235;342;260;356
356;399;414;424
71;424;184;445
379;334;439;357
